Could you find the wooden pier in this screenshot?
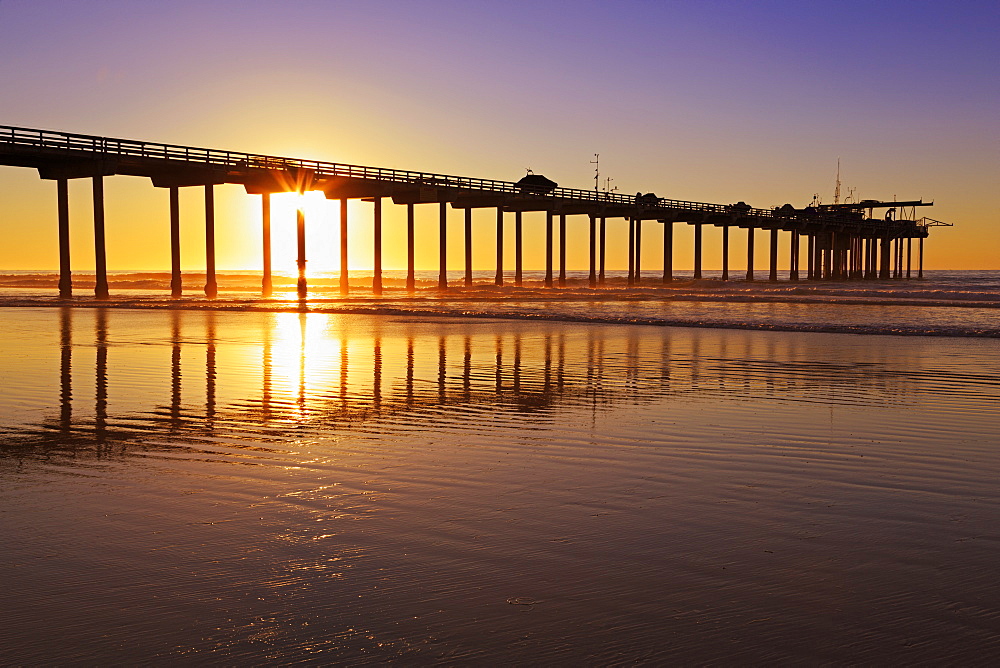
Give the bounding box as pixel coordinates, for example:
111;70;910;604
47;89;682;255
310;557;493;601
0;124;951;299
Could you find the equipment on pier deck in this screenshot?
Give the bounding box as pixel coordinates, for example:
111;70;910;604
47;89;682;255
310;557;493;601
515;172;557;194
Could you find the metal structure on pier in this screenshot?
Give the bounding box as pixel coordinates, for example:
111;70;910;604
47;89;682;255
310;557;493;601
0;124;952;299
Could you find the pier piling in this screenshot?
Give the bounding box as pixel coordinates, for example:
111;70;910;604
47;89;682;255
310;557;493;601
341;199;349;295
662;221;673;283
494;207;504;286
204;184;217;299
92;176;109;299
296;207;306;299
170;186;181;298
515;210;523;287
438;201;447;291
693;222;703;279
261;193;272;297
465;207;473;287
372;197;382;295
57;178;72;299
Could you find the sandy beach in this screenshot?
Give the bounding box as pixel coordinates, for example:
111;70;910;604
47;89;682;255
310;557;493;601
3;305;999;663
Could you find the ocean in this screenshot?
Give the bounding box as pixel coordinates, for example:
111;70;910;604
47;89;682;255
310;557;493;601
2;269;999;336
2;271;999;663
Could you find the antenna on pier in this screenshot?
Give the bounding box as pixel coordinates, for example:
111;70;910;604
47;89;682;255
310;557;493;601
590;153;599;193
834;158;842;205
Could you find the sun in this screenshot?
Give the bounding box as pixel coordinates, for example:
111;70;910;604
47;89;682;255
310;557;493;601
267;190;339;274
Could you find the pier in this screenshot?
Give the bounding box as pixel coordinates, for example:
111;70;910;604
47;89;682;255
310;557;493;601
0;124;952;299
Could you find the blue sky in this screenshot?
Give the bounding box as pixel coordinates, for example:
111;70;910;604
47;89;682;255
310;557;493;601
1;0;997;269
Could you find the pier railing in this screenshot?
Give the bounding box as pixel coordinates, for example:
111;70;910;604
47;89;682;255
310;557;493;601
1;124;939;234
0;124;732;214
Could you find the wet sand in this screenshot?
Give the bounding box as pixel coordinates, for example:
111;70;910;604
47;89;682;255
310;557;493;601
2;307;1000;663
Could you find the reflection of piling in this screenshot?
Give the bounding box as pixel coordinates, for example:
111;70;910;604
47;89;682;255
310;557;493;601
438;336;447;402
95;308;108;442
463;336;472;400
205;312;216;425
405;336;415;405
373;336;382;407
59;307;72;433
170;310;182;428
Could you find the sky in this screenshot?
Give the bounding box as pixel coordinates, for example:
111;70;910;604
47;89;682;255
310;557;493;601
0;0;997;272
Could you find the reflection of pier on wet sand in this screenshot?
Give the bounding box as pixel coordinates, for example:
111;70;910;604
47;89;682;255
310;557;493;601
10;308;924;457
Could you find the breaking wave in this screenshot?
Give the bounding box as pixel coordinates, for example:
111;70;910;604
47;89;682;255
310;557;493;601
2;270;998;338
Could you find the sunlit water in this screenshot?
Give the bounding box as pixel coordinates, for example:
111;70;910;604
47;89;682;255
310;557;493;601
2;307;1000;663
2;269;999;336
